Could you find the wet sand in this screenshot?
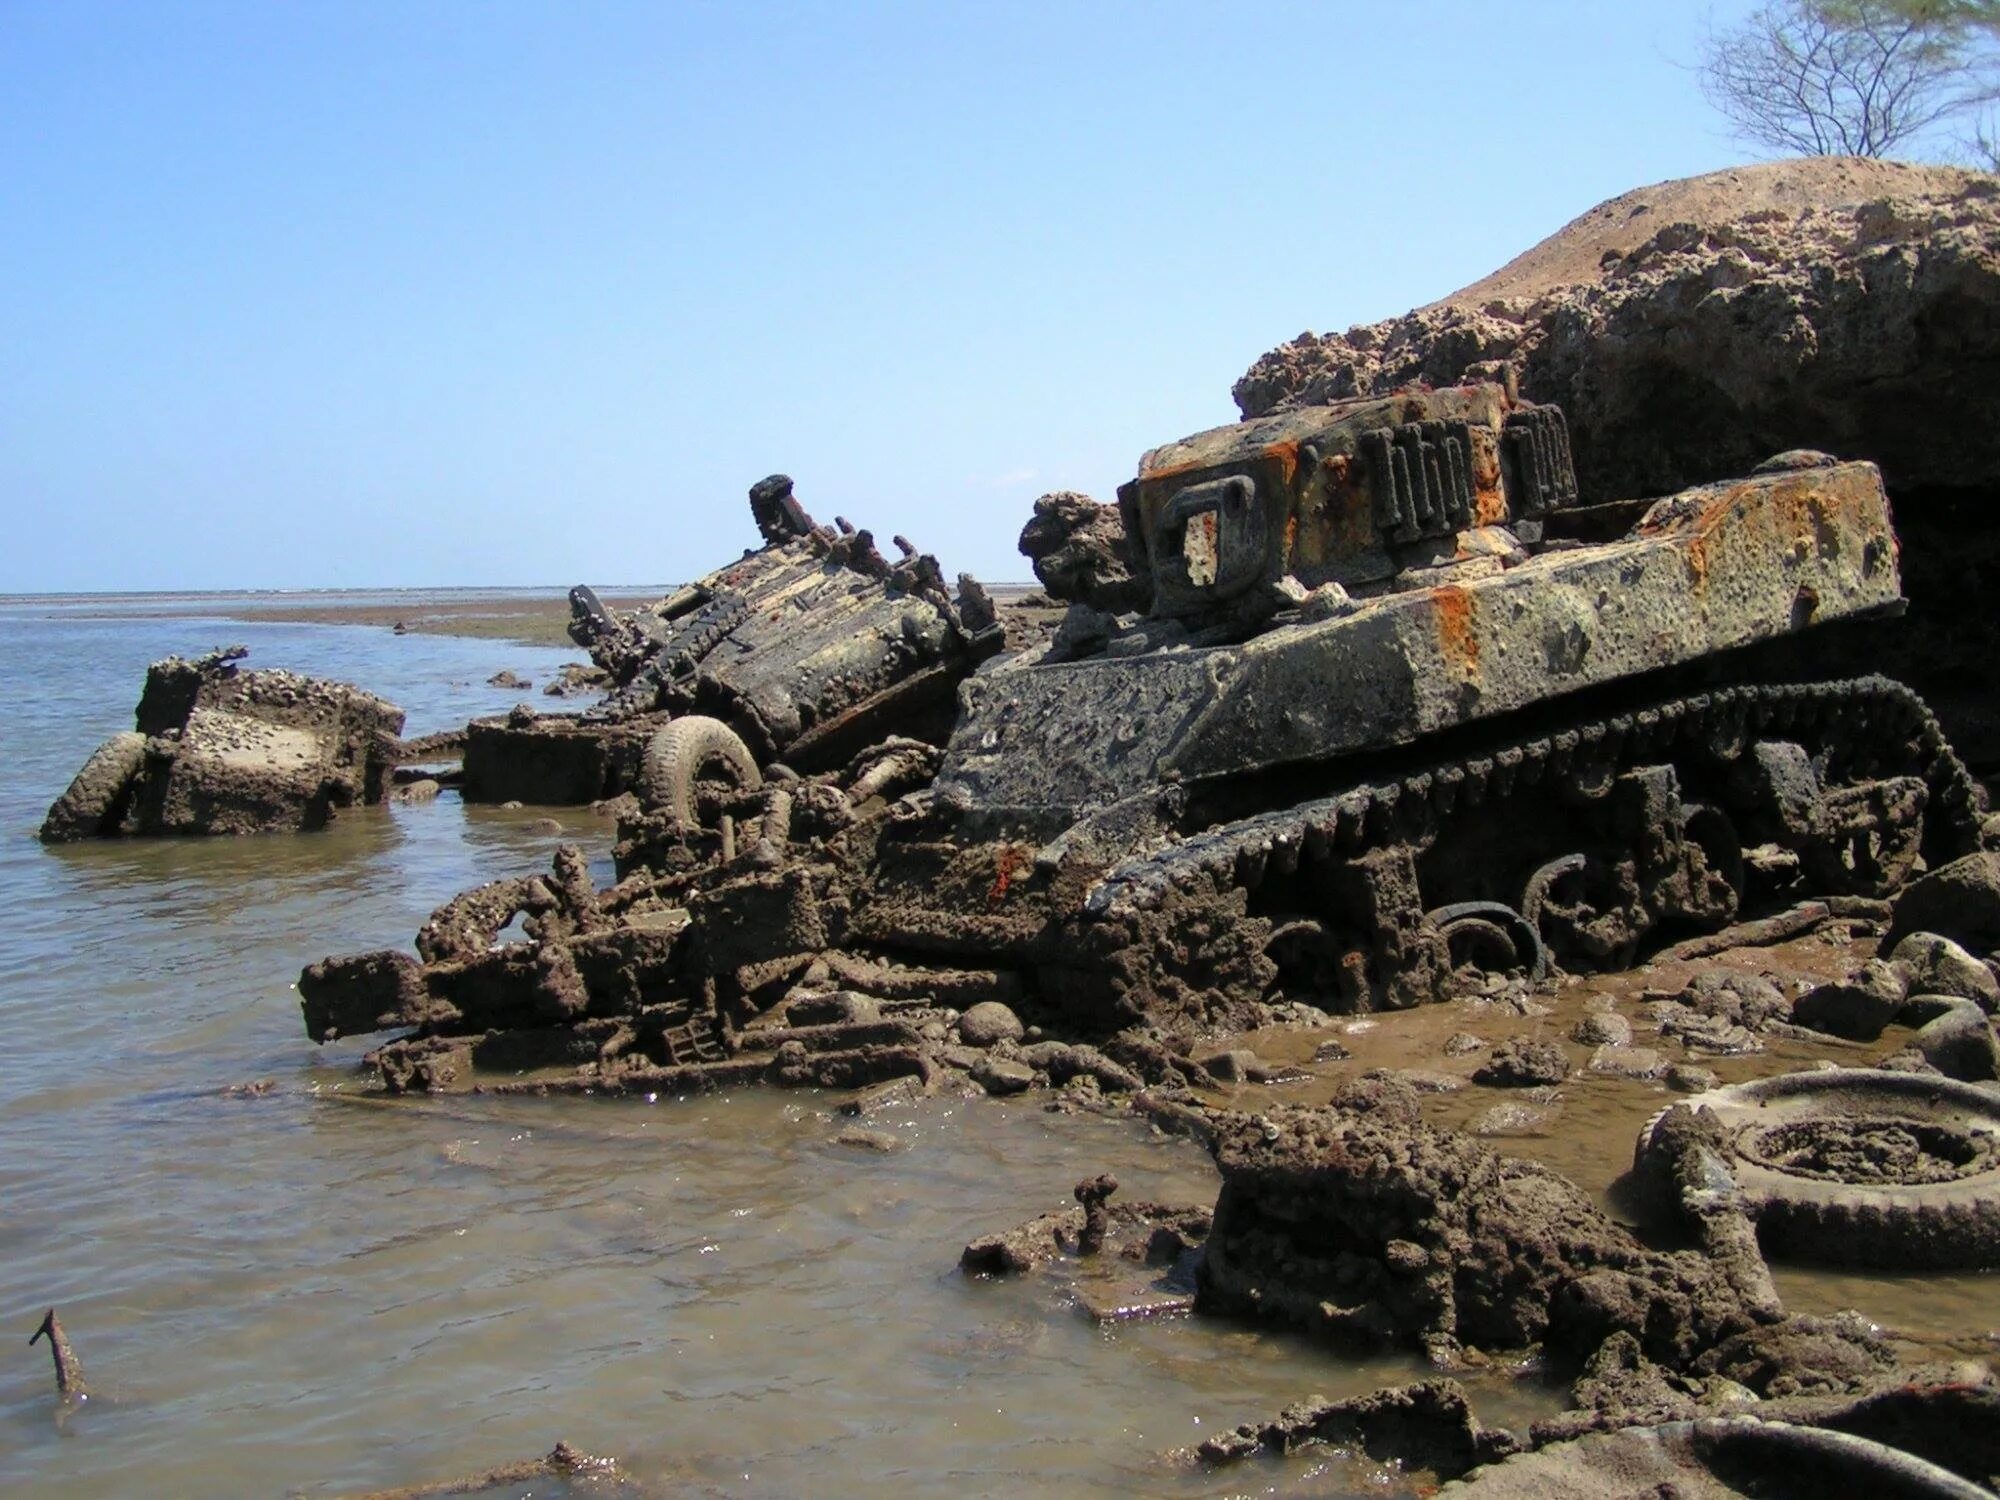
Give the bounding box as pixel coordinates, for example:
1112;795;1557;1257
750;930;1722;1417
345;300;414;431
183;590;659;648
170;582;1053;649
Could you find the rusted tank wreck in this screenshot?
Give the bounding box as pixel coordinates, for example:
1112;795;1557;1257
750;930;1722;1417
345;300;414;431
457;473;1005;810
301;382;1988;1094
41;647;409;841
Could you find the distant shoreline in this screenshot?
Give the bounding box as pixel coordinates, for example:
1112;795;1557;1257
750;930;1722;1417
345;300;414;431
7;581;1048;649
214;592;649;648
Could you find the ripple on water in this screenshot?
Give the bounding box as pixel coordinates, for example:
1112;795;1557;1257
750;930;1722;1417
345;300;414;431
1;608;1476;1498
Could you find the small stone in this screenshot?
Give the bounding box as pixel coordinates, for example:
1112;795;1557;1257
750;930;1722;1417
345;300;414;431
1473;1038;1571;1088
527;817;563;835
1891;931;2000;1014
1794;959;1908;1041
1588;1044;1666;1080
1299;582;1358;621
1887;852;2000;954
957;1001;1025;1048
1666;1064;1721;1094
1572;1012;1632;1047
973;1057;1036;1096
1911;1000;2000;1082
833;1126;900;1153
1195;1049;1258;1084
1311;1038;1352;1063
1362;1066;1467;1094
1443;1032;1486;1057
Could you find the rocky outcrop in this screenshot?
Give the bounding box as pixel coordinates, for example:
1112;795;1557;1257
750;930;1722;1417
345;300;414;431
1234;158;2000;767
1015;490;1152;615
1234;159;2000;496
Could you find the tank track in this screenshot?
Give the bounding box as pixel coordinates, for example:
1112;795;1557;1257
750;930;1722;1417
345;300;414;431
591;591;752;722
1083;676;1982;979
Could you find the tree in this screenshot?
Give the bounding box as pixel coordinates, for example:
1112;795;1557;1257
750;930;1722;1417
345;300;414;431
1698;0;1986;158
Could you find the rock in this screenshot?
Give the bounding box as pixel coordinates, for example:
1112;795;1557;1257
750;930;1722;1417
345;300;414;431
1589;1045;1666;1080
1793;959;1910;1041
973;1057;1035;1096
1676;969;1793;1029
957;1001;1025;1048
542;662;611;698
1888;853;2000;955
1196;1049;1260;1084
1891;931;2000;1014
1443;1032;1487;1057
389;777;441;805
1911;1000;2000;1082
1232;161;2000;764
1364;1067;1467;1094
1473;1038;1571;1088
1666;1064;1721;1094
1650;1005;1763;1055
1572;1012;1632;1047
1202;1104;1771;1367
1194;1380;1520;1478
487;670;532;690
526;817;564;835
833;1126;900;1153
1015;491;1152;615
1311;1038;1352;1063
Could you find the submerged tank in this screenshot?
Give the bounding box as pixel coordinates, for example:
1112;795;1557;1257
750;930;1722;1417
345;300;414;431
458;474;1006;810
300;383;1988;1093
41;647;408;841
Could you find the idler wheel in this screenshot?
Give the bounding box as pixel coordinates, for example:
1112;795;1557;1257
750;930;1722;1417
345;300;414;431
1635;1069;2000;1270
640;716;762;829
1522;853;1645;972
1441;1416;1990;1498
1424;901;1548;982
1677;800;1746;928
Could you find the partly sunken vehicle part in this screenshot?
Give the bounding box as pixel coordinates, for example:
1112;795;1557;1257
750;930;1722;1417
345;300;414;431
457;474;1006;812
301;383;1986;1092
41;647;409;841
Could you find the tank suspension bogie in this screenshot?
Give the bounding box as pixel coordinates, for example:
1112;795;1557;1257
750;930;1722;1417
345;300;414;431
1081;678;1983;1023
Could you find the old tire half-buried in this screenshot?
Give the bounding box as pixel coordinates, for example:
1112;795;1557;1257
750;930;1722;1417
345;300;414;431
1636;1068;2000;1270
1441;1416;1990;1498
39;732;148;842
640;716;762;828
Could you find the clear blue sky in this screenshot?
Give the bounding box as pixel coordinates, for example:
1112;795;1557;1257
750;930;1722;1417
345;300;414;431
3;1;1766;593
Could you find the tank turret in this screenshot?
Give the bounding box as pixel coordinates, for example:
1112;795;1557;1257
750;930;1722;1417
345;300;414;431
1120;384;1574;621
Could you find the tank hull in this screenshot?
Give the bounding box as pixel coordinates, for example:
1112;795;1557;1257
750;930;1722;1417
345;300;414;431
939;462;1902;832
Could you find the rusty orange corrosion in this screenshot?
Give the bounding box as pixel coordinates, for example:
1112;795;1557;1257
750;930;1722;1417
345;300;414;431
1433;585;1480;679
987;846;1022;907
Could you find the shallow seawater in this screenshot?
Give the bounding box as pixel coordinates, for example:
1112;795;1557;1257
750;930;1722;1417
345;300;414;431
6;602;1992;1496
0;602;1508;1498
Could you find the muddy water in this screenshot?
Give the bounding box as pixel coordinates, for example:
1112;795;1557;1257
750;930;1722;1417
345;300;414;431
5;602;1993;1496
0;603;1484;1498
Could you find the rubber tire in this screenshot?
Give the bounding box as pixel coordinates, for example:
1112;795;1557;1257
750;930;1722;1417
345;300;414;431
1636;1069;2000;1270
40;732;147;842
639;715;762;825
1442;1416;1990;1498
